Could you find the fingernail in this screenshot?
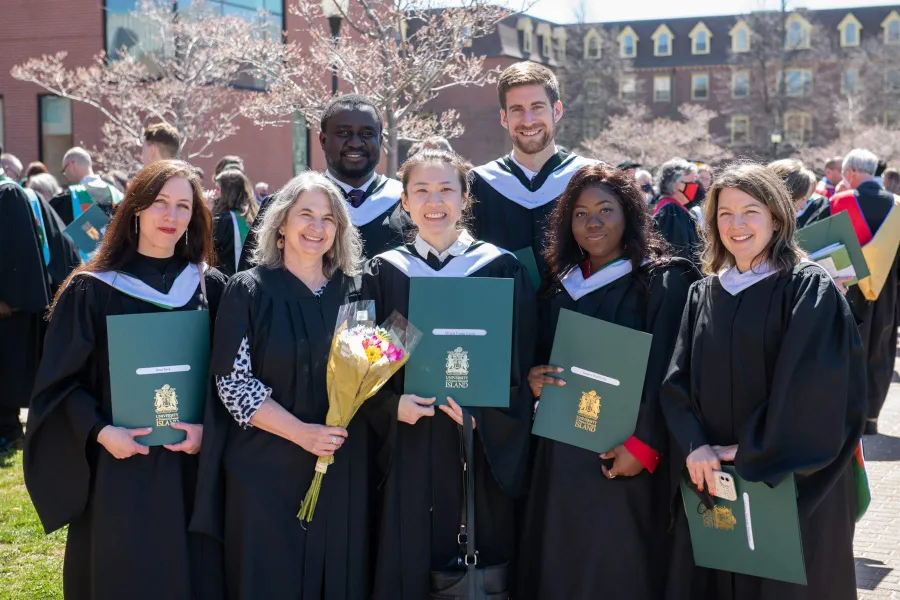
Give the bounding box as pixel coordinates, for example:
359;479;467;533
560;380;566;385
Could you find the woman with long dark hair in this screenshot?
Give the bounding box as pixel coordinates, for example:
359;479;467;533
661;163;865;599
23;160;227;600
517;164;698;599
212;168;258;275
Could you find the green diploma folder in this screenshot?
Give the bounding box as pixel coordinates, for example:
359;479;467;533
512;247;541;291
107;310;211;446
680;467;806;586
64;204;109;259
808;243;858;285
796;211;869;282
531;309;652;453
405;277;514;407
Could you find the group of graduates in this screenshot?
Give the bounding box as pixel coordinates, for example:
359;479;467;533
0;60;893;600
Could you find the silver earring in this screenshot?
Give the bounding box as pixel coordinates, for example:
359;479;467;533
185;229;189;245
134;217;138;234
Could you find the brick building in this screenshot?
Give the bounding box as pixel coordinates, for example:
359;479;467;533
1;2;898;187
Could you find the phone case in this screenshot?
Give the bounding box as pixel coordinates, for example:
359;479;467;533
713;471;738;502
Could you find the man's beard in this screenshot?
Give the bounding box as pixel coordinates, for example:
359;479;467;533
331;154;379;181
510;124;555;156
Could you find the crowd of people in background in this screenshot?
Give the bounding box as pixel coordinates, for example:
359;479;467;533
0;59;896;600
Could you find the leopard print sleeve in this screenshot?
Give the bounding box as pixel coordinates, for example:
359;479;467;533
214;336;271;429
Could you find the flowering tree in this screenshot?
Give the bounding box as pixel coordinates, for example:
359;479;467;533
11;0;285;172
242;0;515;174
580;104;731;170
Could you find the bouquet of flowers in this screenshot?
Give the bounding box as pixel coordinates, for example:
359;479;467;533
297;300;421;522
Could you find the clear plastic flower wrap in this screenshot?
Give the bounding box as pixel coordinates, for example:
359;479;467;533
297;300;422;522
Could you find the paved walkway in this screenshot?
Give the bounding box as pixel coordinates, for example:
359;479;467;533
855;362;900;599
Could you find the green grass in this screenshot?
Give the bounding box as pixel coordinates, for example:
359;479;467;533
0;449;65;600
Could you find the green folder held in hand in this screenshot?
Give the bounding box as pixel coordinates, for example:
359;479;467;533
512;247;541;291
405;277;514;407
808;243;858;285
532;309;652;453
64;204;109;260
107;310;211;446
680;467;806;586
796;211;869;282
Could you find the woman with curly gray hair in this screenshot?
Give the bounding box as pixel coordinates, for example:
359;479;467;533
653;158;702;268
192;171;373;599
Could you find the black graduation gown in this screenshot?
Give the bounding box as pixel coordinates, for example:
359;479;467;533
23;256;227;600
191;267;372;600
50;186;116;226
660;263;867;600
653;200;702;270
212;211;239;277
801;182;900;420
361;243;537;600
518;260;698;600
471;151;594;282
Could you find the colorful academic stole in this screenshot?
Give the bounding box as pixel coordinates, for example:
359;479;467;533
853;441;871;522
230;211;250;269
69;183;123;221
2;176;50;266
830;190;900;301
653;196;690;216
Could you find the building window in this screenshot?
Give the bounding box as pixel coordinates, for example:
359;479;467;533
618;27;638;58
536;22;552;57
732;71;749;98
39;96;73;179
731;20;751;53
690;22;712;55
553;27;568;61
885;110;900;128
652;25;674;57
518;17;534;54
886;68;900;93
785;14;812;50
731;115;750;145
882;10;900;45
585;78;603;100
584;28;601;59
841;69;860;95
619;76;636;100
838;14;862;47
782;69;813;97
691;73;709;100
654;76;671;102
784;111;813;145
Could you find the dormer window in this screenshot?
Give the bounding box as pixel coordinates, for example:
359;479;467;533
785;14;812;50
553;27;568;60
883;11;900;45
838;13;863;47
517;17;534;54
730;20;751;53
652;25;674;57
584;28;602;60
690;22;712;55
536;22;552;57
618;26;638;58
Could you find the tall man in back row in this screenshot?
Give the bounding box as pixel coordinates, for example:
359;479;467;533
470;62;595;283
239;94;411;269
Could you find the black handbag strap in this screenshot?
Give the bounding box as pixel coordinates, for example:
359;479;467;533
457;408;478;567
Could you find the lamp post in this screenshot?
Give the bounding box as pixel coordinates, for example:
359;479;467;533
770;131;783;159
322;0;350;96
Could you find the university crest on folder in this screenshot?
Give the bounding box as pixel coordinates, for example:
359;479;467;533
575;390;601;432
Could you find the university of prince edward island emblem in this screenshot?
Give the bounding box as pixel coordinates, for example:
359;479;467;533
154;384;180;427
445;347;469;389
575;390;601;432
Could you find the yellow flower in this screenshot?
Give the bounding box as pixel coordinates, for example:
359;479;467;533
365;346;383;364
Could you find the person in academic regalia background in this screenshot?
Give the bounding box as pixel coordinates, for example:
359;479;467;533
362;149;536;600
191;171;371;600
800;149;900;435
653;158;703;270
50;147;124;226
211;168;258;276
661;163;866;600
470;62;595;285
237;94;412;271
518;165;699;600
23;160;228;600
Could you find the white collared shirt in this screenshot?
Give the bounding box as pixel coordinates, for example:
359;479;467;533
414;230;474;262
82;174;107;189
325;170;378;196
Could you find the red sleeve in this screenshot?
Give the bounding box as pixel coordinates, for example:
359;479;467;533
624;435;660;474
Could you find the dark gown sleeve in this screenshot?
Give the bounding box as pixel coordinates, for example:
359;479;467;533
191;271;257;540
38;196;81;289
797;195;830;228
203;267;229;324
660;279;711;459
0;183;50;312
23;276;107;533
633;261;699;453
654;205;700;267
212;213;237;276
237;194;272;272
734;266;866;507
49;190;74;226
470;258;537;498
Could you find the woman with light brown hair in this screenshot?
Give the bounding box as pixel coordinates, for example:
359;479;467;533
661;163;866;600
24;160;228;600
213;168;259;276
767;158;817;216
